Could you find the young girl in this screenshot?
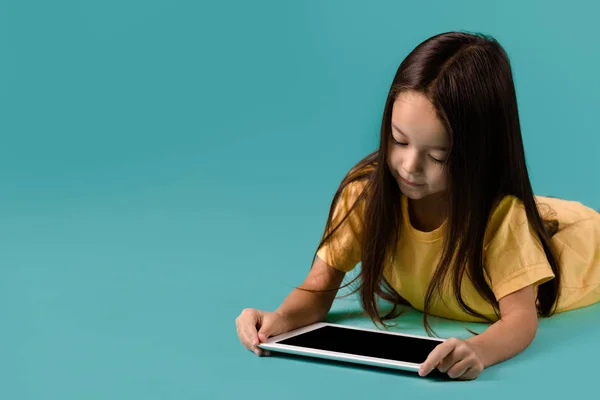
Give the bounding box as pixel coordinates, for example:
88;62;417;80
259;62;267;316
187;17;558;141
235;31;600;380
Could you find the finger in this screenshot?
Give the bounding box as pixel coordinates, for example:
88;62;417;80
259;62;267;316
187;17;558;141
257;315;278;343
446;359;471;379
436;349;459;373
458;367;480;381
438;342;475;373
419;340;457;376
235;316;251;349
256;349;272;357
457;358;484;381
249;310;264;345
238;310;261;351
259;313;289;343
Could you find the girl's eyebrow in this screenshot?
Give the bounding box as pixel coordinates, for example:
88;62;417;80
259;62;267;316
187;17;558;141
391;123;448;151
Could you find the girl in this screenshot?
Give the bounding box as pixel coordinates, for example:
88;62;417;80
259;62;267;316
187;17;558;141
235;31;600;380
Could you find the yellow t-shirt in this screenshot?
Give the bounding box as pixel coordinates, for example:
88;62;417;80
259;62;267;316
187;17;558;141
316;179;600;322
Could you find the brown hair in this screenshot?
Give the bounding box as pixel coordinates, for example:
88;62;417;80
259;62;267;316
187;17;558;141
305;31;561;335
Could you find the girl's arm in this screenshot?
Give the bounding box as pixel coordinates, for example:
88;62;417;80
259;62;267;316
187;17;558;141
274;256;347;329
466;284;538;368
419;284;538;380
236;256;346;356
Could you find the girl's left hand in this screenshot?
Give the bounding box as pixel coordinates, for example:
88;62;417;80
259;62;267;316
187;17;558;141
419;338;484;380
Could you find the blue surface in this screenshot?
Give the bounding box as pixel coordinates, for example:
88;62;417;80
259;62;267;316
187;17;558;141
2;0;599;399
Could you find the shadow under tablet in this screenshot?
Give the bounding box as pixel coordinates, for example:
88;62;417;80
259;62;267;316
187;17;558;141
267;351;450;381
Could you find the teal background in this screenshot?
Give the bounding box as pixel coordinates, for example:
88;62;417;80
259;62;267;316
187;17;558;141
2;0;599;399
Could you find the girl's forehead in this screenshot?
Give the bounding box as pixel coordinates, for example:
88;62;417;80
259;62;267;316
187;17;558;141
391;92;449;146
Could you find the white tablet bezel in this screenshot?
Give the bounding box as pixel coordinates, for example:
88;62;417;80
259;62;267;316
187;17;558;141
257;322;444;373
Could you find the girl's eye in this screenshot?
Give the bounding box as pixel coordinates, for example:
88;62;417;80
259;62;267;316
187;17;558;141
392;137;445;164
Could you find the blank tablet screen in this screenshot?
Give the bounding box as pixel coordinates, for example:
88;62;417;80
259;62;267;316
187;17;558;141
278;325;441;364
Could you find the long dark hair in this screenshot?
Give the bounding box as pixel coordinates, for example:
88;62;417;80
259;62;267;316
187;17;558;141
306;31;561;334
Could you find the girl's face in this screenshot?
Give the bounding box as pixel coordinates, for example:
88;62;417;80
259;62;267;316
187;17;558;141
387;91;450;201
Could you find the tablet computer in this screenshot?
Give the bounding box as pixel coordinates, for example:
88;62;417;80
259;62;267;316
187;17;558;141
257;322;444;373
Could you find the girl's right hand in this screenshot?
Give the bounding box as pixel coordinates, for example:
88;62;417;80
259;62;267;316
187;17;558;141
235;308;291;357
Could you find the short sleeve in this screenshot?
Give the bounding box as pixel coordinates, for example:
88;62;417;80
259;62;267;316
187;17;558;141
315;180;367;272
484;196;556;301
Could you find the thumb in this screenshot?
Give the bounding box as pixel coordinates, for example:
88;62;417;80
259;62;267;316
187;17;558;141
257;313;283;342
